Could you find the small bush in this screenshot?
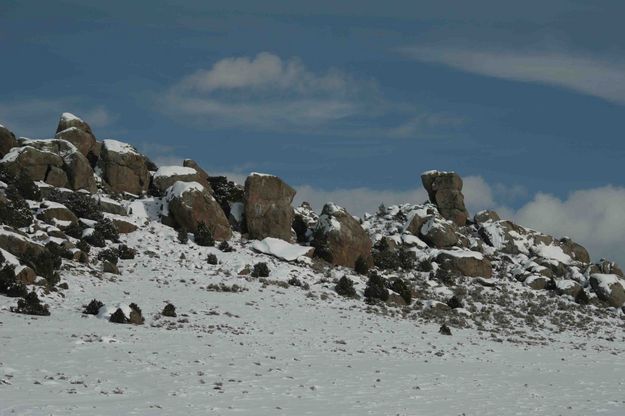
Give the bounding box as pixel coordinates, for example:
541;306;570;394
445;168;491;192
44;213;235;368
12;291;50;316
364;271;389;302
177;228;188;244
109;308;128;323
47;190;103;221
0;265;27;297
206;253;218;265
84;299;104;315
76;239;91;254
398;246;416;270
251;262;270;278
83;229;105;247
15;172;41;201
194;222;215;246
311;228;332;263
117;244;136;260
434;267;456;286
0;197;34;228
389;277;412;304
162;303;177;317
335;276;357;298
63;221;86;239
94;218;119;242
447;295;463;309
98;248;119;265
288;276;302;287
439;324;452;336
218;241;234;252
45;242;73;260
575;289;589;305
417;259;433;272
22;248;62;285
354;255;369;275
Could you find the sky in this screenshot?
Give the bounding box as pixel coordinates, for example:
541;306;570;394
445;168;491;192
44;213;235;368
2;0;625;263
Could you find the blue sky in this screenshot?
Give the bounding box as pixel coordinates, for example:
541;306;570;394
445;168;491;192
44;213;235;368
2;0;625;261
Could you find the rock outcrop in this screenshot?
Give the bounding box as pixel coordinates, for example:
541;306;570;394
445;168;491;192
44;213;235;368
421;171;469;226
589;274;625;307
419;216;458;248
164;181;232;240
0;124;17;158
152;166;205;193
244;173;295;241
313;203;372;268
0;146;66;185
55;127;96;158
99;139;150;195
436;250;492;278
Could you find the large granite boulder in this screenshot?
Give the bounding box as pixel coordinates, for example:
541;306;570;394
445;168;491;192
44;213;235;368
244;173;295;241
55;127;96;158
589;274;625;307
436;250;492;278
36;201;79;225
558;237;590;264
473;210;500;225
56;112;94;135
421;171;469;226
0;146;66;185
152;166;205;193
313;203;372;268
164;181;231;240
419;215;458;248
99;139;150;195
0;124;17;158
183;159;211;187
0;226;47;258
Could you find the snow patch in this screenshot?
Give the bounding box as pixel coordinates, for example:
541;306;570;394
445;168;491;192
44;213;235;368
251;237;312;262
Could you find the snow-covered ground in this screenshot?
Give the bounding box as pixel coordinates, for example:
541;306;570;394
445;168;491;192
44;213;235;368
2;223;625;415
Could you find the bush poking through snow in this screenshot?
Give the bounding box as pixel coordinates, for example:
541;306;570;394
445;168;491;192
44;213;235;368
47;190;103;221
22;248;62;286
372;238;400;270
94;218;119;242
117;244;136;260
98;248;119;265
364;271;389;302
218;241;234;252
14;172;41;201
162;303;177;317
63;222;86;240
206;253;218;265
128;303;144;324
177;228;188;244
417;259;433;272
12;291;50;316
389;277;412;305
0;197;34;228
0;265;27;298
109;308;128;324
251;262;270;278
45;242;73;260
447;295;463;309
575;289;589;305
194;222;215;247
439;324;452;336
76;239;91;254
335;276;358;298
84;299;104;315
355;255;369;275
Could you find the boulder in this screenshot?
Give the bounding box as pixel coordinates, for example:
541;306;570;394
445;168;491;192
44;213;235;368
56;112;94;135
152;166;205;193
524;275;552;290
403;207;430;236
183;159;211;187
558;237;590;264
99;139;150;195
0;226;46;258
55;127;96;157
589;274;625;307
93;196;127;216
164;181;231;240
436;251;492;278
102;260;120;275
479;220;554;255
109;217;138;234
244;173;295;241
0;124;17;158
63;150;97;192
313;203;372;268
15;266;37;285
555;279;582;298
420;216;458;248
37;201;78;225
421;171;469;226
473;210;500;225
593;260;625;277
0;146;65;184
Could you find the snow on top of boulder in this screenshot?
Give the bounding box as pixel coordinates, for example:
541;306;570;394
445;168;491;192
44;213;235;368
555;279;578;291
0;146;25;163
61;112;82;122
0;248;20;267
420;216;451;236
433;248;484;260
421;169;453;176
249;172;275;178
251;237;312;262
535;244;572;265
591;274;624;293
153;166;197;178
165;181;205;201
103;139;139;155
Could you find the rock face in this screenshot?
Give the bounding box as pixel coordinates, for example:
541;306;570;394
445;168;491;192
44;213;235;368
0;146;65;185
421;171;469;226
165;181;232;240
419;216;458;248
152;166;204;193
559;237;590;264
99;139;150;195
0;125;17;158
55;127;96;158
183;159;211;187
589;274;625;307
0;226;46;258
313;203;372;268
244;173;295;241
436;251;492;278
56;112;94;136
37;201;79;225
473;210;500;225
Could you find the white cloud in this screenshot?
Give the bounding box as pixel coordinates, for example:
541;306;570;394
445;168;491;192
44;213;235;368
162;52;462;137
401;46;625;104
0;98;115;137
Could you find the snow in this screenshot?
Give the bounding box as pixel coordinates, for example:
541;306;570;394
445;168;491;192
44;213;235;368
229;202;244;222
251;237;312;262
249;172;274;178
103;139;139;155
165;181;204;201
153;166;197;178
61;112;82;122
433;249;484;260
591;274;623;294
535;244;572;264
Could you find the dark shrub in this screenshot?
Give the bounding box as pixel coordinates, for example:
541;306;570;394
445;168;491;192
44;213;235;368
575;289;589;305
194;222;215;246
76;239;91;254
434;267;456;286
372;238;399;270
98;248;119;265
45;242;73;260
439;324;452;336
335;276;357;298
311;228;332;263
162;303;177;317
84;299;104;315
292;214;309;244
288;276;302;287
22;248;62;285
251;262;270;278
63;221;86;239
218;241;234;252
398;246;416;270
14;172;41;201
12;291;50;316
0;265;27;297
364;271;389;302
206;253;218;265
177;228;188;244
447;295;463;309
354;255;369;275
47;190;103;221
94;218;119;242
117;244;136;260
207;176;244;218
417;259;433;272
389;277;412;304
83;229;106;247
0;197;33;228
109;308;128;323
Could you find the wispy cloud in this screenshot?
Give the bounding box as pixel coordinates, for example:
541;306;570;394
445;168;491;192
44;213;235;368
0;98;116;138
400;46;625;105
161;52;463;137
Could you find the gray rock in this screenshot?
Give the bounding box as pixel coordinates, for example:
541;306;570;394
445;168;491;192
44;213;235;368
244;173;295;241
